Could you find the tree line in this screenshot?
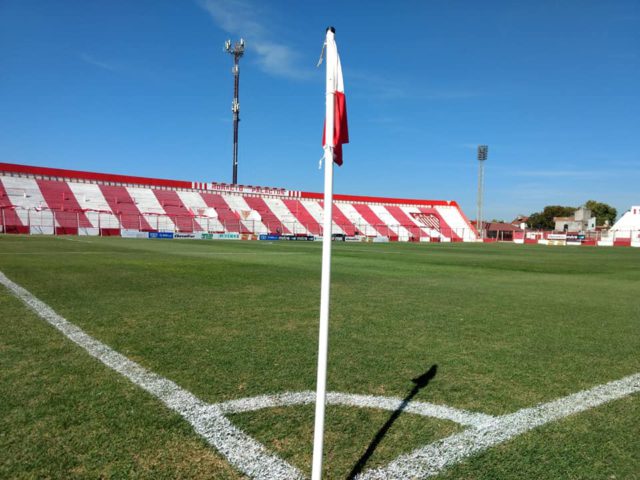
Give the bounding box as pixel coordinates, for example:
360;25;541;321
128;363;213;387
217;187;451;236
526;200;617;230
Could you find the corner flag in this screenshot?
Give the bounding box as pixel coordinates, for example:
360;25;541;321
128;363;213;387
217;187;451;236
312;26;348;480
321;28;349;166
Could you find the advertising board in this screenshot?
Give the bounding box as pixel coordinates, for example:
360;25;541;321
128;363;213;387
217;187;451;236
148;231;174;239
547;233;567;240
78;228;100;236
259;234;281;241
121;229;147;239
282;235;315;241
208;233;240;240
29;226;54;235
566;234;585;246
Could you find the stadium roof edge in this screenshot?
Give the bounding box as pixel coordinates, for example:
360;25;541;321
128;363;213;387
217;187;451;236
299;191;458;208
0;161;459;208
0;162;191;189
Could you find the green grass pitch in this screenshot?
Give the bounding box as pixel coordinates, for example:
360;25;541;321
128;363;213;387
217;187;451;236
1;235;638;479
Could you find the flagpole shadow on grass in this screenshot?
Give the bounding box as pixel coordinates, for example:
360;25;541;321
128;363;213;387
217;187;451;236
347;364;438;479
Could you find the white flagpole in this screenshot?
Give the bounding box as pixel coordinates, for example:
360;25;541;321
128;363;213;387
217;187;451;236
311;26;336;480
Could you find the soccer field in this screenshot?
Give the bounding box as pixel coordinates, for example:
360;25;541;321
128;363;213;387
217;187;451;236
1;236;638;479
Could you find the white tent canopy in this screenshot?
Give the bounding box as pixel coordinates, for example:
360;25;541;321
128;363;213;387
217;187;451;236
609;205;640;239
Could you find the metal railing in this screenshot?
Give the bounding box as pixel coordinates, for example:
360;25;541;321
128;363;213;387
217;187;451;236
3;208;637;244
0;207;476;241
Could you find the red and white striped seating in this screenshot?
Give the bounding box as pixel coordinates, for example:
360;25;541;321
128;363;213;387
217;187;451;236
0;162;478;241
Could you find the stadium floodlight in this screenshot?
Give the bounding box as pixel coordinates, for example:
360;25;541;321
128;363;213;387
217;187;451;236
477;145;488;240
224;39;245;185
478;145;488;162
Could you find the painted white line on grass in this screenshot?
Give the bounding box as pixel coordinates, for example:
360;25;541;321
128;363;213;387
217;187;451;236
219;391;495;428
2;269;639;480
58;237;95;244
327;392;496;428
0;251;112;255
0;251;305;256
358;372;640;479
177;252;307;256
0;271;302;480
337;247;405;255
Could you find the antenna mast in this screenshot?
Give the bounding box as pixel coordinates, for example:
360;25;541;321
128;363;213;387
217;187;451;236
224;38;245;185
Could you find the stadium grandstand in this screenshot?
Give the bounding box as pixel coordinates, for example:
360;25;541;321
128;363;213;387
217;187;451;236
0;162;478;242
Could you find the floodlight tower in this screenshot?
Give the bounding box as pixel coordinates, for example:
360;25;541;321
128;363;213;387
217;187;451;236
477;145;488;239
225;38;245;185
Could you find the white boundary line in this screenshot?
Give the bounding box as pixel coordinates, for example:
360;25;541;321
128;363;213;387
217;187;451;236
2;269;639;479
58;237;95;244
358;372;640;479
0;252;136;256
0;270;303;480
0;251;306;256
218;391;495;428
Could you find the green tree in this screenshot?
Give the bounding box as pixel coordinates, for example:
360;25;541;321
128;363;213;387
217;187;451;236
527;205;576;230
584;200;617;227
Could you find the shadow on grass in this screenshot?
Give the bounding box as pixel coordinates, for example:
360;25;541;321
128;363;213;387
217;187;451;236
347;364;438;479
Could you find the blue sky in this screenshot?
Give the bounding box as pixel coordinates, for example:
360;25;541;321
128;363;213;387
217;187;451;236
1;0;638;221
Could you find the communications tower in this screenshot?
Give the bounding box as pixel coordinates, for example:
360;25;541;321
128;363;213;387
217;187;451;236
224;38;245;185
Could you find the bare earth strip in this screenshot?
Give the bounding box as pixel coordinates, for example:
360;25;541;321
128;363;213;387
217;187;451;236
1;269;638;480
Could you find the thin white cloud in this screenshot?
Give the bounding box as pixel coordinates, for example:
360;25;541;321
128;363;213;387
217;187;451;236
79;53;117;71
513;170;616;179
199;0;310;80
348;71;409;100
349;70;480;101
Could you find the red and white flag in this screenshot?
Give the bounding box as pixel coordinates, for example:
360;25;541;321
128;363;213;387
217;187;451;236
312;27;350;480
322;29;349;166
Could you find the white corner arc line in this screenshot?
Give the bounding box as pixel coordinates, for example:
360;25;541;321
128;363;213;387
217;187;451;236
218;391;495;428
2;269;639;480
0;271;303;480
357;372;640;479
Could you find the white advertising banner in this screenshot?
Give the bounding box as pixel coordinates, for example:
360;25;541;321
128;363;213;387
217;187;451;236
79;228;100;236
121;229;147;239
30;226;54;235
